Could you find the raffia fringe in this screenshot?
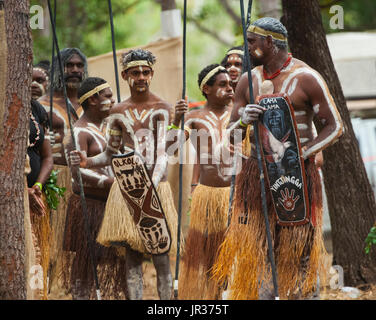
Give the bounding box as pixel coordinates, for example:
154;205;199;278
178;184;230;300
63;194;127;299
212;158;327;300
48;165;73;299
30;194;51;300
24;177;39;300
97;180;179;255
49;165;72;262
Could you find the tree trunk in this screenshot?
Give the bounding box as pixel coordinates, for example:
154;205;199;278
0;0;32;299
281;0;376;287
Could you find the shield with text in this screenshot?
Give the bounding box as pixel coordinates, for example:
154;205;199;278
257;93;310;226
111;151;171;254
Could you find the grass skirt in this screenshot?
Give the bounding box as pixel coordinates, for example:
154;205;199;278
97;180;179;256
178;184;230;300
63;193;127;299
212;157;327;300
48;164;72;299
29;193;51;300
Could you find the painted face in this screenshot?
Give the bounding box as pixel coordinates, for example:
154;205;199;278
125;65;153;92
224;54;243;83
64;54;85;89
96;87;114;117
207;72;234;104
247;32;265;66
31;68;48;99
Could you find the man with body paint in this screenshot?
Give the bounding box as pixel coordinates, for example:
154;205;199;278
212;17;343;300
169;64;235;299
63;77;127;299
69;49;178;300
190;48;245;194
38;48;88;299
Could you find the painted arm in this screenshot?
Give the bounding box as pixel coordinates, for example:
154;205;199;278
69;129;114;190
301;70;343;159
69;115;127;169
30;130;54;197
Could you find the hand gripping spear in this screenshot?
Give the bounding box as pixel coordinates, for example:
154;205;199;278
174;0;187;300
239;0;279;300
47;0;102;300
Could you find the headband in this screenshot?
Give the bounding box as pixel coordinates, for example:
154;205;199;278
122;60;154;71
78;83;110;105
199;66;226;92
33;67;49;79
247;25;287;42
227;49;244;56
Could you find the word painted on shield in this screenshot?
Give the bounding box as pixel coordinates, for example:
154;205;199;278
270;175;302;193
112;156;141;167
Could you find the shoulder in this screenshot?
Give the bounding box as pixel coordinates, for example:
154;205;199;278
292;63;328;94
150;94;172;110
37;94;50;105
31;99;49;126
110;100;129;115
185;108;205;122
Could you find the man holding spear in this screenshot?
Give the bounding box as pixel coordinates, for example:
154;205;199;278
213;17;343;300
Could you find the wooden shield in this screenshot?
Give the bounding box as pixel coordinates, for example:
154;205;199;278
111;151;171;255
257;93;310;226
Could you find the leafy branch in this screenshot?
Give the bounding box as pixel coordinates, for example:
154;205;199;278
44;169;66;211
365;226;376;255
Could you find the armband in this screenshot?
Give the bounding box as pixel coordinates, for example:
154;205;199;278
239;118;248;128
33;182;43;191
109;129;122;136
167;123;179;131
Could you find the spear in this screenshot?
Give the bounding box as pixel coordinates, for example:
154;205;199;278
227;0;254;226
174;0;187;300
239;0;279;300
107;0;121;103
46;0;102;300
49;0;56;132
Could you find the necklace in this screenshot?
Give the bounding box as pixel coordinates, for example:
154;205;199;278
263;53;292;80
29;113;41;147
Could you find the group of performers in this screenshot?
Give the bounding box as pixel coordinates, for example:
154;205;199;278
25;16;343;300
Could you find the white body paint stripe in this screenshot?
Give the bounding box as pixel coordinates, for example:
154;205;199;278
281;67;342;157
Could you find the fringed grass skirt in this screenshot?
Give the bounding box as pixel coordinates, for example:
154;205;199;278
212;157;327;300
97;180;179;256
29;193;51;300
63;193;127;299
178;184;230;300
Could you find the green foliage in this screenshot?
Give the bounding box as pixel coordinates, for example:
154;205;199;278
320;0;376;33
44;170;66;211
365;226;376;255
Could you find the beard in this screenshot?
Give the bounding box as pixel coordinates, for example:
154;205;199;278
65;75;82;89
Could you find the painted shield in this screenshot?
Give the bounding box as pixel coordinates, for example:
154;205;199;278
111;151;171;255
257;93;310;226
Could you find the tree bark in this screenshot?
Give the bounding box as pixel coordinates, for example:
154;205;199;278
281;0;376;287
0;0;32;299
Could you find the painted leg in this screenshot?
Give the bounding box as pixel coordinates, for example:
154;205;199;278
125;246;144;300
152;253;172;300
